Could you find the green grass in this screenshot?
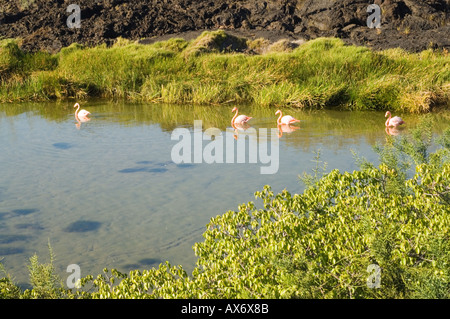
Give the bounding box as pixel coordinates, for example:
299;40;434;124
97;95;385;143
1;31;449;112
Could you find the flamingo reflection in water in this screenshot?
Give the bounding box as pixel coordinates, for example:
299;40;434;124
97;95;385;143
385;126;401;136
277;123;300;138
233;122;252;140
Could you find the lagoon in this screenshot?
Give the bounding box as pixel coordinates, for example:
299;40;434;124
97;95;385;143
0;101;448;287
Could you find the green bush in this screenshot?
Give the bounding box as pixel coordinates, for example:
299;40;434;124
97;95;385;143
62;157;447;299
67;125;449;299
0;262;21;299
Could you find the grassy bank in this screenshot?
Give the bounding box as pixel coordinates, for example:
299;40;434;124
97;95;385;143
1;31;449;112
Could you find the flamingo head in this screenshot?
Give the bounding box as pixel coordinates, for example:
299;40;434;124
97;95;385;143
275;110;281;115
74;103;80;109
385;111;391;118
232;107;237;112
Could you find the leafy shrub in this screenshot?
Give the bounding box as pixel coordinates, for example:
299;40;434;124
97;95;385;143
0;262;21;299
65;158;447;299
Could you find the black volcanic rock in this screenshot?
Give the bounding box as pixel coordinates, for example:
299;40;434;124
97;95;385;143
0;0;448;52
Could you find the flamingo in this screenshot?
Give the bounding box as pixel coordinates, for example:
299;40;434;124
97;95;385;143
231;107;252;128
74;103;91;121
275;109;300;125
385;111;404;127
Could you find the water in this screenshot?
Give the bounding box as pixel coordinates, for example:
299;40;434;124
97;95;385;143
0;101;448;287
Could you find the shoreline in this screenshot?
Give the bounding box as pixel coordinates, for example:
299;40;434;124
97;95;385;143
1;32;449;113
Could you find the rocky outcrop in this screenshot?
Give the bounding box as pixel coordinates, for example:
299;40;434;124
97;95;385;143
0;0;448;52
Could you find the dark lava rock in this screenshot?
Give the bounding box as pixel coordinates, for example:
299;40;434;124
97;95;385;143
0;0;448;53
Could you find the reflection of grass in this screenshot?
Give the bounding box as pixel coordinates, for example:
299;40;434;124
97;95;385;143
2;101;449;155
1;32;449;112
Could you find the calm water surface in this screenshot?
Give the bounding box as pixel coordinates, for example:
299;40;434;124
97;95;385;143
0;101;448;286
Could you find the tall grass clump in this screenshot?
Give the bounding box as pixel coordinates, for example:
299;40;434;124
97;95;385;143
0;39;57;77
291;38;449;112
0;34;448;112
57;41;180;98
0;39;25;80
0;39;62;101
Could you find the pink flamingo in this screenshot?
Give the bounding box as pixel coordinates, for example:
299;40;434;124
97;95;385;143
385;111;404;127
74;103;91;129
74;103;91;121
275;109;300;125
231;107;252;128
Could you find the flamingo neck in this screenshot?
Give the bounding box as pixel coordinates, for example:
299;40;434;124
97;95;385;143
231;109;238;127
277;111;283;125
385;113;391;127
74;103;80;120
